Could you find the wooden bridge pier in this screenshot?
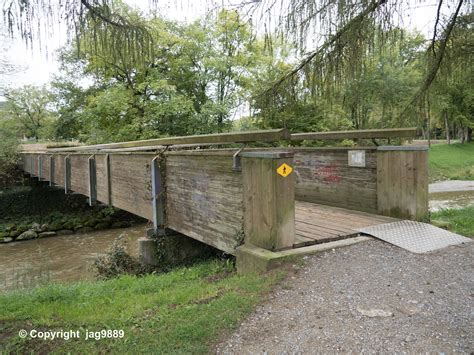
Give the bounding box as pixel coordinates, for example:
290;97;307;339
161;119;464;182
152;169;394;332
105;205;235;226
19;128;428;273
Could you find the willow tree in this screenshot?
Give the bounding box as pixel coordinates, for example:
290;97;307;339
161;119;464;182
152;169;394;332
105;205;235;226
2;0;471;128
2;0;155;69
248;0;470;127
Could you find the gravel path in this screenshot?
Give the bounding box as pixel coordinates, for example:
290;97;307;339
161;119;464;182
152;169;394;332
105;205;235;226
217;239;474;353
429;180;474;193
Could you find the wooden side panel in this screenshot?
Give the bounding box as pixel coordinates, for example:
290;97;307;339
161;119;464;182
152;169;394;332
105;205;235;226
52;155;65;187
32;154;39;176
69;155;90;195
109;154;153;220
23;155;31;174
41;154;50;181
377;149;428;220
293;149;378;213
166;154;244;255
95;154;109;204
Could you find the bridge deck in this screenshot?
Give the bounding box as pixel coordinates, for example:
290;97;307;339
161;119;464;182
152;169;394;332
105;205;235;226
294;202;398;248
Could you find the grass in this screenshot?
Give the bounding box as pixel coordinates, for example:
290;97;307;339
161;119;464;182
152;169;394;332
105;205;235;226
0;260;284;353
429;142;474;182
431;205;474;238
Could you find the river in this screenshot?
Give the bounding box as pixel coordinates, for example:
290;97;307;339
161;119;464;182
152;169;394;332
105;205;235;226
0;225;147;292
429;180;474;212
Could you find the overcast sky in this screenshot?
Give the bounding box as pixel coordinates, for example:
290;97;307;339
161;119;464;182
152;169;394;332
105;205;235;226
0;0;449;100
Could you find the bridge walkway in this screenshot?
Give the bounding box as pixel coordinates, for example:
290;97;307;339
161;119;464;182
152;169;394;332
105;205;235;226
294;202;398;247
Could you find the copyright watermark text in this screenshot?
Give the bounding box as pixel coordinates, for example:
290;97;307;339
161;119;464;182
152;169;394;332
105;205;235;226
18;329;125;341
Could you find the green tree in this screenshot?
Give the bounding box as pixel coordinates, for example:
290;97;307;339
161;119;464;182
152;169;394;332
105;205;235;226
4;86;56;140
50;8;270;143
429;14;474;143
0;109;20;186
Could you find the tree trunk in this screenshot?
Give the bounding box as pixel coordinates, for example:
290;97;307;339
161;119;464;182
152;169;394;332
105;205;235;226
426;94;431;147
460;126;465;143
467;127;472;143
444;110;450;144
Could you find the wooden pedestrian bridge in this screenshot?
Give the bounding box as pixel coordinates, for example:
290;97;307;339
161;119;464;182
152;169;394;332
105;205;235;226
20;128;428;272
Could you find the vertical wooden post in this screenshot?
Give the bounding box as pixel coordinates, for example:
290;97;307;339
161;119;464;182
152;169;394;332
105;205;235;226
64;155;71;194
105;154;112;205
38;155;42;180
377;146;428;220
88;155;97;206
241;151;295;251
49;156;55;186
151;156;165;233
30;154;35;176
24;155;29;175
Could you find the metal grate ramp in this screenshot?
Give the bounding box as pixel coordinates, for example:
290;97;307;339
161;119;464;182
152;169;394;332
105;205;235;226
357;220;471;253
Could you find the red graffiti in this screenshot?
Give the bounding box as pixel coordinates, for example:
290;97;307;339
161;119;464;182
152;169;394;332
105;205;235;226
315;164;341;184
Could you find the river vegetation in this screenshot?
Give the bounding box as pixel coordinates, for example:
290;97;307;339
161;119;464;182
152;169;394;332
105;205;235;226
0;260;284;353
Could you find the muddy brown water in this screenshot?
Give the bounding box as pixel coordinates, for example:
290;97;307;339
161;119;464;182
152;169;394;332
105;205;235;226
0;224;147;292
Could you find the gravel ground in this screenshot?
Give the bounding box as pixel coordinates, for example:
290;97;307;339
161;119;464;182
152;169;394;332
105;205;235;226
217;239;474;353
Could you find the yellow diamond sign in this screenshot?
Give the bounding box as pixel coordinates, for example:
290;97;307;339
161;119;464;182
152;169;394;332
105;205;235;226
277;163;293;177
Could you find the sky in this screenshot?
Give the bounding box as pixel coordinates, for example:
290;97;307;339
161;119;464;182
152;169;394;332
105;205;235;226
0;0;453;101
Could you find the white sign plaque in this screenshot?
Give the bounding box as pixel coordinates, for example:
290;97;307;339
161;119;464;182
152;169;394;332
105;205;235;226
348;150;366;167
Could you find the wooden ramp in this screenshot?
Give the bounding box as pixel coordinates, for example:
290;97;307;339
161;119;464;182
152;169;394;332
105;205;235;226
294;202;398;248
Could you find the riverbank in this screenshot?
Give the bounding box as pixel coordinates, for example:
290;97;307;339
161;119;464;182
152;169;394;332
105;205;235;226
0;185;145;244
0;260;284;353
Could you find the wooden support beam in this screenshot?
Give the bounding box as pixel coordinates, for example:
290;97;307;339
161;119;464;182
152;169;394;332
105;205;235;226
105;154;112;205
49;156;55;186
64;155;71;194
291;128;421;141
151;156;165;232
47;129;290;152
38;155;42;180
241;151;296;251
30;155;34;176
24;155;30;175
88;155;97;206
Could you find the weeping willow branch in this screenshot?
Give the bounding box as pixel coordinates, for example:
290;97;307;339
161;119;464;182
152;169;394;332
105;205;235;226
2;0;155;69
398;0;464;123
259;0;388;97
431;0;444;55
80;0;146;31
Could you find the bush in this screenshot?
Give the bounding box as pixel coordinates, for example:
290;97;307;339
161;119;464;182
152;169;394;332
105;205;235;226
92;235;151;279
0;125;20;187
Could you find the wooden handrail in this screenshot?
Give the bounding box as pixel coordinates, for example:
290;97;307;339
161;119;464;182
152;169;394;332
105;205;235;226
47;129;290;152
291;128;421;141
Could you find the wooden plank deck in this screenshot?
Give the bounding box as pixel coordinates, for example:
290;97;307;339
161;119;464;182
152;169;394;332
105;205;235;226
294;201;398;248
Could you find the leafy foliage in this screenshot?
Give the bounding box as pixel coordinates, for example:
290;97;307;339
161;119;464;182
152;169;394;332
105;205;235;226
49;8;275;143
1;2;472;146
3;85;56;139
0;120;19;186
